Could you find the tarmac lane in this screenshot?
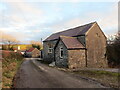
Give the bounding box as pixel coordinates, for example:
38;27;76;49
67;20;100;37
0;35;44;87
14;58;106;88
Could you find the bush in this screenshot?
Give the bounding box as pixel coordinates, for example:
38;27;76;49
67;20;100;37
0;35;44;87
2;50;23;88
107;31;120;68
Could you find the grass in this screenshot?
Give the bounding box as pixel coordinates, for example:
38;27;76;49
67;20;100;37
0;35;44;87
72;70;120;88
2;50;23;88
36;59;119;88
38;60;119;88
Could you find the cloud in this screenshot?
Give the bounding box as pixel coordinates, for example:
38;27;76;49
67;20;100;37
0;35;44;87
50;2;118;37
0;1;44;32
97;3;118;35
0;1;118;43
0;31;20;43
1;0;119;2
1;29;43;44
33;30;42;33
0;1;44;43
8;2;43;17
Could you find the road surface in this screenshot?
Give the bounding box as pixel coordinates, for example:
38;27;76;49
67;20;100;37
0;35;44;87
14;58;106;88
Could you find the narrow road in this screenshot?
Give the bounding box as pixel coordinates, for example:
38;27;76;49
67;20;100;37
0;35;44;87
14;58;106;88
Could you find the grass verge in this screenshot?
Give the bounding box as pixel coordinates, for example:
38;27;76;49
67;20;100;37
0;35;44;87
33;59;120;88
2;50;23;88
71;70;120;88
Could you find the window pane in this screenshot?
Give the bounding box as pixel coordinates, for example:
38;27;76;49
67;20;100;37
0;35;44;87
60;48;63;58
48;48;52;53
61;50;63;57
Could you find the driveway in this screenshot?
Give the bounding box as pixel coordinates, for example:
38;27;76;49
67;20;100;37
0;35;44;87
14;58;106;88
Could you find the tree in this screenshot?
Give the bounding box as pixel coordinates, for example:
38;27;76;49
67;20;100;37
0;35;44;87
107;35;115;44
30;41;42;50
114;31;120;44
1;32;20;50
106;31;120;67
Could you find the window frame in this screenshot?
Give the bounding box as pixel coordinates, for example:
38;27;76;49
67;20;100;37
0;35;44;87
48;45;53;53
60;47;63;58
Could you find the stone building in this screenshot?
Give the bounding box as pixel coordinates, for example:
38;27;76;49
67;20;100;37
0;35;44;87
43;22;108;68
25;48;40;58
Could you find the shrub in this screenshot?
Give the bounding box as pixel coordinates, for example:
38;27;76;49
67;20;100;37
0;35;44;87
2;50;23;88
107;31;120;68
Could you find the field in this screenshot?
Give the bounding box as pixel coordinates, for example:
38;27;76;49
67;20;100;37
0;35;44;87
2;44;32;51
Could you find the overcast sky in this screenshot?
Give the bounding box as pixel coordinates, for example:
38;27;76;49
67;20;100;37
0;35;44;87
0;0;119;44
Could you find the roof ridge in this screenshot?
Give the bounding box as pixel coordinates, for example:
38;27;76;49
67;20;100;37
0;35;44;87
60;35;75;39
44;21;96;41
52;22;96;35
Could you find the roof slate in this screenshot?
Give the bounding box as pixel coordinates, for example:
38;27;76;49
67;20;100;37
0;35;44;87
60;36;85;49
44;22;95;41
26;48;35;52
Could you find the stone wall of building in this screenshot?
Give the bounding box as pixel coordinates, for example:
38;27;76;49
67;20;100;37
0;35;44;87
85;23;108;68
68;49;86;69
77;36;86;47
55;40;68;68
43;40;58;63
43;22;108;68
32;48;40;58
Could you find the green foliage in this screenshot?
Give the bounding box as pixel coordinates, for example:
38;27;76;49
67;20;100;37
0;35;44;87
89;70;119;76
3;72;13;78
5;83;11;87
32;44;41;50
73;70;119;88
74;70;120;77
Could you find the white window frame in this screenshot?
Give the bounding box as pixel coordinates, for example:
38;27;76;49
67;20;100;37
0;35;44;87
60;47;63;58
48;48;52;53
48;45;52;53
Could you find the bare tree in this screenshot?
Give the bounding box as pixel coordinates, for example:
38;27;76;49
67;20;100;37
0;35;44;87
1;32;19;50
107;35;115;44
30;40;42;50
114;31;120;44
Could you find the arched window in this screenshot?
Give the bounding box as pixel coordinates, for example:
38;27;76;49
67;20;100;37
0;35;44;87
60;47;63;58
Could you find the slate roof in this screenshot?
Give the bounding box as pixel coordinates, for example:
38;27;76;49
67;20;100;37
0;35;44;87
60;36;85;49
26;48;35;52
44;22;95;41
